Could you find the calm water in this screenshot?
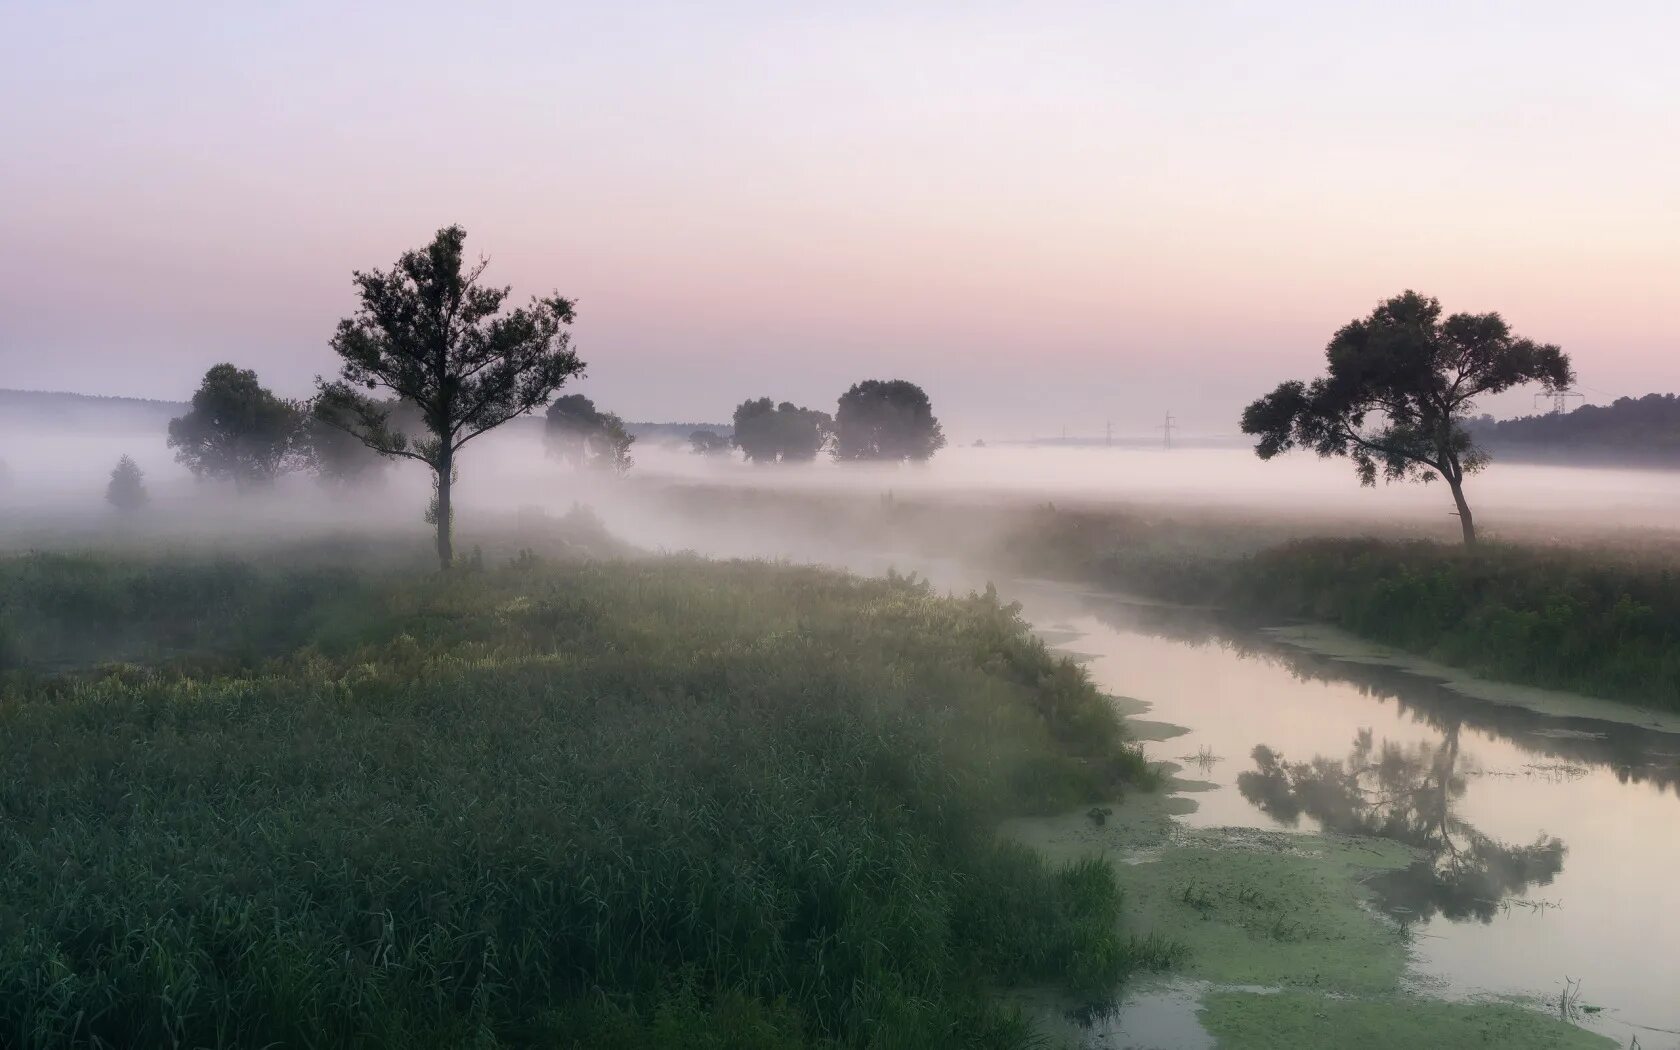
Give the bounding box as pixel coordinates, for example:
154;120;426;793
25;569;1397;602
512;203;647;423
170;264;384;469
1002;577;1680;1048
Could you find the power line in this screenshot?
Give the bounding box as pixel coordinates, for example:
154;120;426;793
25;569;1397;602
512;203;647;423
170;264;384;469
1533;390;1584;415
1157;411;1176;450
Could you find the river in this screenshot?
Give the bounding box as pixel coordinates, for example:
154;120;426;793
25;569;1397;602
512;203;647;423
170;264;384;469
993;574;1680;1048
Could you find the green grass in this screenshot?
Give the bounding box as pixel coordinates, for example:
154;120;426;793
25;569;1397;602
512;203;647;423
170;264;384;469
0;549;1166;1048
646;482;1680;710
1214;538;1680;709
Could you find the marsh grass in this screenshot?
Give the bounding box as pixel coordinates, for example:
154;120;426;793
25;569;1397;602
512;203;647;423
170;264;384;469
0;550;1161;1048
1222;539;1680;709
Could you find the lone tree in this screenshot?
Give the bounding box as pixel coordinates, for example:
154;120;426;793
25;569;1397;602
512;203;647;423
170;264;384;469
544;394;635;474
318;225;583;569
1241;291;1573;545
833;379;946;462
106;455;147;512
168;364;310;489
731;398;832;463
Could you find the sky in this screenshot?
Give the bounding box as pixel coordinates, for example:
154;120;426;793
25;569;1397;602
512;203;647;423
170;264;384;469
2;1;1677;439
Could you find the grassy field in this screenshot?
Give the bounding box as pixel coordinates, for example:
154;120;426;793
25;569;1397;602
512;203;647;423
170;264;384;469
0;546;1166;1049
644;483;1680;711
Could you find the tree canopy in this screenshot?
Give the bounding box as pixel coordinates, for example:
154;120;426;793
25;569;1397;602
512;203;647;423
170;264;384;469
731;398;832;463
1240;291;1572;544
544;394;635;474
167;364;309;489
317;225;584;568
833;380;945;462
106;455;147;512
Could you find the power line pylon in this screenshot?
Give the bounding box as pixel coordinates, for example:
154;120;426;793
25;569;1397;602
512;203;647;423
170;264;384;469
1533;390;1584;415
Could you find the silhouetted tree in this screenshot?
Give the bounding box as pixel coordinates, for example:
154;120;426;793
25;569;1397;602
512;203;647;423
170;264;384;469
833;380;945;462
105;455;147;512
544;395;636;474
1241;291;1573;544
168;364;310;489
545;394;603;466
317;225;583;569
688;429;732;456
731;398;832;463
591;413;635;475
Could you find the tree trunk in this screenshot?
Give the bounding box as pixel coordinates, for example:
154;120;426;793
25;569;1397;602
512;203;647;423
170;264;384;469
435;454;454;570
1447;475;1476;546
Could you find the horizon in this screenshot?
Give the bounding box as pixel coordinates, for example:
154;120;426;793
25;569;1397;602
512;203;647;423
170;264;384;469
4;2;1678;437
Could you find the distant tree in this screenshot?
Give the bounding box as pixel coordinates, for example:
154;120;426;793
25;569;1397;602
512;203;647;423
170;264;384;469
306;412;389;488
105;455;147;511
833;380;946;462
544;395;636;474
168;364;310;489
591;412;635;475
1240;291;1573;545
688;428;732;456
731;398;832;463
317;225;584;570
545;394;603;466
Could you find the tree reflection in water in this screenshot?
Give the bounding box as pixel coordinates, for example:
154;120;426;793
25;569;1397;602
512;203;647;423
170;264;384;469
1237;726;1566;923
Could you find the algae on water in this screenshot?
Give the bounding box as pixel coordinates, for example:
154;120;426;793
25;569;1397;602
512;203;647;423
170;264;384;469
1201;990;1617;1050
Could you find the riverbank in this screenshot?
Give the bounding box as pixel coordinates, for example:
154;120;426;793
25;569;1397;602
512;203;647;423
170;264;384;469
641;482;1680;713
0;545;1167;1048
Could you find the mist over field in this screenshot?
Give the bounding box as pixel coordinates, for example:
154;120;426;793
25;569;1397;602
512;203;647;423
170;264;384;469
5;405;1677;553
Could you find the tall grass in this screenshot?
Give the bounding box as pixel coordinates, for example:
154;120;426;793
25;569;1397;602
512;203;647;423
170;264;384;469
1223;538;1680;708
0;551;1163;1048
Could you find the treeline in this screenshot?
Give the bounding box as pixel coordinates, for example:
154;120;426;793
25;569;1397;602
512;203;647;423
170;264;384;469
1466;393;1680;463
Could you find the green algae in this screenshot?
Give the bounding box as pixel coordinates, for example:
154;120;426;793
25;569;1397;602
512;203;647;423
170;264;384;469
1120;830;1415;995
1005;783;1615;1048
1200;990;1617;1050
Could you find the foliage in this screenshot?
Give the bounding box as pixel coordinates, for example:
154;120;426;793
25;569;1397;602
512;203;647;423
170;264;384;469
167;364;310;489
544;395;636;474
1220;538;1680;709
833;380;946;462
0;552;1165;1047
545;394;602;464
732;398;833;463
1241;291;1573;543
104;455;147;512
317;225;585;568
305;398;422;488
689;428;732;456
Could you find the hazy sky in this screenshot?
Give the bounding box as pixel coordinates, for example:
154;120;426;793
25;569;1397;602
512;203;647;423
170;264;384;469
2;1;1677;438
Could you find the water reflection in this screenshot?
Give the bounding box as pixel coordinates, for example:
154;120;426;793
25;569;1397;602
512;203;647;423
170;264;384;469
1082;597;1680;796
1236;728;1566;923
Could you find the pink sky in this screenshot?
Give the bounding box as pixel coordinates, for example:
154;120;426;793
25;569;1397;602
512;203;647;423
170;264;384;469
2;2;1677;438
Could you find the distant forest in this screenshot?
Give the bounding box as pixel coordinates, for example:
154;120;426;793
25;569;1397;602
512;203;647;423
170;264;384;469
1469;393;1680;467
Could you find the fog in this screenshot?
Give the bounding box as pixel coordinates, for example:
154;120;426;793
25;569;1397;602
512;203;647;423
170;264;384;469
4;411;1678;559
